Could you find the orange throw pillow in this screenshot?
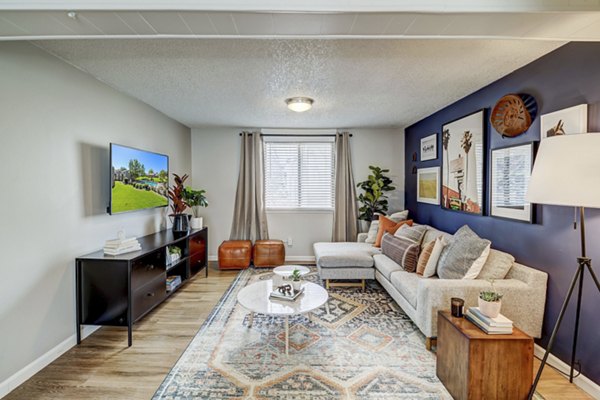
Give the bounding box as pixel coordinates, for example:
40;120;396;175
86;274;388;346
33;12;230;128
374;216;413;247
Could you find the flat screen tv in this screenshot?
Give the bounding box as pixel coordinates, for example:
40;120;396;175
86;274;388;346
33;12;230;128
109;143;169;214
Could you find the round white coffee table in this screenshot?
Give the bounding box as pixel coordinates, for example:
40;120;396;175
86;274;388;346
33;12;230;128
273;265;311;277
237;280;329;355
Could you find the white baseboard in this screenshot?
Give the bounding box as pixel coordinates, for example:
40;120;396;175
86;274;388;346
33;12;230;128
534;344;600;399
209;255;316;263
0;326;99;399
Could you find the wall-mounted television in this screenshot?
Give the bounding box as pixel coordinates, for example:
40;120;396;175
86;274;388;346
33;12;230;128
109;143;169;215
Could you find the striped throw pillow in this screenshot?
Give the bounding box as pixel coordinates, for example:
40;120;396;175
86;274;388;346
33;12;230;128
381;232;420;273
416;239;436;275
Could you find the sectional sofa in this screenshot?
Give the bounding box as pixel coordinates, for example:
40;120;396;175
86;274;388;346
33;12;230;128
313;224;548;349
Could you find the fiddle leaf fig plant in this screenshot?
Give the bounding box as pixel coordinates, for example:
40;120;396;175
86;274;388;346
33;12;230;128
356;165;395;221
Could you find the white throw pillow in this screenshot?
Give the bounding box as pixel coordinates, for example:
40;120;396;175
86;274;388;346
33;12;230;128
389;210;409;222
365;220;380;244
463;243;491;280
423;237;447;278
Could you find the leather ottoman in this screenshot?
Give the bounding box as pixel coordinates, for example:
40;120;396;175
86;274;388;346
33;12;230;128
218;240;252;270
253;239;285;267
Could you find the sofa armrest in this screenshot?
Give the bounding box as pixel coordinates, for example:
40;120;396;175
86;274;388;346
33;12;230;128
357;233;368;243
416;278;545;338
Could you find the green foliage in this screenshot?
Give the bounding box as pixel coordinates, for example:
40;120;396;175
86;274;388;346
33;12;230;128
182;187;208;218
128;159;145;180
168;246;181;255
479;291;503;302
158;169;168;182
111;181;167;213
291;269;302;282
356;165;395;221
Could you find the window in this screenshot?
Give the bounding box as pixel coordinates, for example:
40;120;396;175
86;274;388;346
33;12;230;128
264;136;335;210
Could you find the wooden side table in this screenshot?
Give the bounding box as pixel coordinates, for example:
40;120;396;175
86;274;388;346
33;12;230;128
436;310;533;400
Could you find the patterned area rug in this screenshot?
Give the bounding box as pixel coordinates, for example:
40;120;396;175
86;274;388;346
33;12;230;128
153;268;537;399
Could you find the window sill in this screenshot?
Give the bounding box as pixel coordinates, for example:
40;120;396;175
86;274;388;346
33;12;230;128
266;208;334;214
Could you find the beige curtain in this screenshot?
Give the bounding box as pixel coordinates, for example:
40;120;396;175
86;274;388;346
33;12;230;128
332;132;358;242
230;131;269;241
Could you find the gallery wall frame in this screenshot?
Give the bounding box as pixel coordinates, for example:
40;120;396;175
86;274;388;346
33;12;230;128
420;133;438;161
489;142;536;223
441;109;487;215
417;167;440;205
540;104;588;139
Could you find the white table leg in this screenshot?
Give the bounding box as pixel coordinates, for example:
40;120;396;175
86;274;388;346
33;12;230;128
285;316;289;355
247;312;253;328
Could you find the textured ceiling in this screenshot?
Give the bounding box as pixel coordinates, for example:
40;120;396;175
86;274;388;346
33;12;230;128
35;39;564;128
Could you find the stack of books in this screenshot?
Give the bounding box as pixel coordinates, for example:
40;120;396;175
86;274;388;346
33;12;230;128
466;307;513;335
269;287;304;301
166;275;182;292
103;237;141;256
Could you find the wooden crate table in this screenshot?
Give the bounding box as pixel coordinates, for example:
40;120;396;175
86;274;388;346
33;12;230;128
436;310;533;400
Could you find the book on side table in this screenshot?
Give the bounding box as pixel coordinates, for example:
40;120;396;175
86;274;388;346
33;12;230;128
465;307;513;334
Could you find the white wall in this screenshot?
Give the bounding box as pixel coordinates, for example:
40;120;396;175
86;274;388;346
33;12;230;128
0;42;191;391
191;127;404;259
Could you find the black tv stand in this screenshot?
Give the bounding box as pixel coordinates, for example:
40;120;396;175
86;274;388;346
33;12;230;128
75;227;208;346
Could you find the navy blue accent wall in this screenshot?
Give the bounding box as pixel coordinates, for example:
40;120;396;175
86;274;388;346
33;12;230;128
405;42;600;385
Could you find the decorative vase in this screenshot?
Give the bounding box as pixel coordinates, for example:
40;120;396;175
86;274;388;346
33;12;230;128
172;214;190;233
478;298;502;318
291;280;302;292
190;217;203;229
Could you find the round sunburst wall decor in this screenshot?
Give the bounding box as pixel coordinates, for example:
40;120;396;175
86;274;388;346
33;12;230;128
490;93;538;138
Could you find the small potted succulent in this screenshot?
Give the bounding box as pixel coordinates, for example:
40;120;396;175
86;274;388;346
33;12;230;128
183;187;208;229
479;283;503;318
290;269;303;292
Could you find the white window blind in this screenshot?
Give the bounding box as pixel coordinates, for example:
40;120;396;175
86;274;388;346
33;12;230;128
264;138;335;210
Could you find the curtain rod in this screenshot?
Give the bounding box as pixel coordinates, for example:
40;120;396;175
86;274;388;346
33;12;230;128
239;133;352;137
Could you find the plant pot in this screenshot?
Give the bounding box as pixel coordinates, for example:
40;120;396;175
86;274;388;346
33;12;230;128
291;280;302;292
190;217;203;229
478;298;502;318
172;214;190;233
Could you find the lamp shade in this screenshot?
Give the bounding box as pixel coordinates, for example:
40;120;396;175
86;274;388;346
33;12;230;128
527;133;600;208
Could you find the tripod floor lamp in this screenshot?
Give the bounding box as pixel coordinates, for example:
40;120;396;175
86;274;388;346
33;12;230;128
526;133;600;399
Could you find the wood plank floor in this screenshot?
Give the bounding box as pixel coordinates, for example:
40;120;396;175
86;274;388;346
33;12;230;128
5;263;593;400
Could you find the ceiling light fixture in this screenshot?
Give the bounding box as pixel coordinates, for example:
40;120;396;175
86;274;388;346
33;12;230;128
286;97;314;113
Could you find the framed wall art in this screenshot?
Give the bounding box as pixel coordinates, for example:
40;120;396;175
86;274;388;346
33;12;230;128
490;142;535;223
420;133;438;161
540;104;588;139
417;167;440;205
441;109;486;215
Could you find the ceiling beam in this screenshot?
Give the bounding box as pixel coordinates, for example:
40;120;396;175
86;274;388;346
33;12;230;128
2;0;600;12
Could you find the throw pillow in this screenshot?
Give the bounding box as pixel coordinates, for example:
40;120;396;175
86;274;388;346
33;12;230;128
416;239;436;275
477;249;515;280
381;232;420;273
437;225;491;279
374;216;413;247
394;224;428;246
365;220;379;244
389;210;409;222
423;236;448;278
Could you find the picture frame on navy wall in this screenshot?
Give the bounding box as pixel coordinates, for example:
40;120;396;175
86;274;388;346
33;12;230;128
441;109;487;215
489;142;537;223
420;133;438;161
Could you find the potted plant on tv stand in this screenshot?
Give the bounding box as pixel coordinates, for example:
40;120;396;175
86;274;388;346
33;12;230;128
168;173;190;233
183;187;208;230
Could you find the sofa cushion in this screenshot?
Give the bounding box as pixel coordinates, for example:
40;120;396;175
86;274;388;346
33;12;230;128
437;225;491;279
389;210;409;221
313;242;379;268
381;233;420;273
394;224;428;246
390;270;421;309
375;216;413;247
477;249;515;280
365;220;379;244
416;239;436;275
373;254;403;280
421;226;453;251
423;236;448;278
